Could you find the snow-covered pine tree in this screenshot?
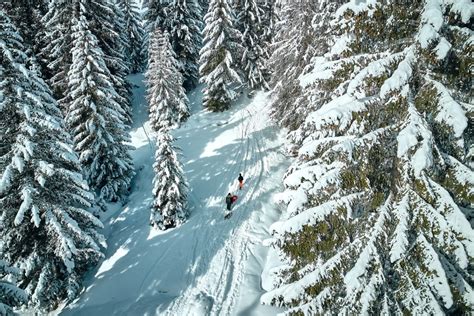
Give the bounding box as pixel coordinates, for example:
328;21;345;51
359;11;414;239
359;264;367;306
144;0;203;89
143;0;171;34
39;0;77;102
150;130;188;230
147;29;189;230
262;0;474;314
87;0;133;124
118;0;146;73
199;0;242;112
235;0;271;92
66;8;134;202
0;10;105;310
0;260;28;315
167;0;203;89
267;0;320;130
0;0;47;51
261;0;277;43
146;28;190;132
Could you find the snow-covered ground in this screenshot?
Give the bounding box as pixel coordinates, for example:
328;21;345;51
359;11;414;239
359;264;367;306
61;74;289;315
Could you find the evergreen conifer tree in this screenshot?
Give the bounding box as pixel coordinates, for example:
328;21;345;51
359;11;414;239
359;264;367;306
267;0;320;130
143;0;171;33
199;0;209;14
0;260;28;315
235;0;271;92
0;10;105;310
40;0;77;102
118;0;146;73
168;0;203;89
146;28;190;132
144;0;203;89
199;0;242;111
66;8;134;202
146;28;189;230
88;0;133;124
262;1;474;314
0;0;47;51
150;131;188;230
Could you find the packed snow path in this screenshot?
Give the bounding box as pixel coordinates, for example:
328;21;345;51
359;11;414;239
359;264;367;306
62;74;288;315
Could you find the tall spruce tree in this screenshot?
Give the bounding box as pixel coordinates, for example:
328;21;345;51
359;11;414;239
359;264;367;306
40;0;77;103
146;28;190;132
118;0;146;73
266;0;320;130
88;0;133;124
144;0;203;89
150;131;188;230
199;0;242;111
235;0;271;92
262;0;474;314
0;10;105;310
168;0;203;89
66;8;134;202
143;0;171;33
0;260;28;315
199;0;209;14
146;29;189;230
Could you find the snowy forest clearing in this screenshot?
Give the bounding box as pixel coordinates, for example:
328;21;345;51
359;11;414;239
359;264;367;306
61;74;289;315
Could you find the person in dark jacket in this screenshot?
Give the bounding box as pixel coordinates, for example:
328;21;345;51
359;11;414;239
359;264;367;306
238;173;244;190
226;193;233;210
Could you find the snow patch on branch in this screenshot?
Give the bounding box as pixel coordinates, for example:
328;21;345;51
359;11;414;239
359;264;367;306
444;0;473;23
417;234;454;309
390;194;410;262
417;0;444;48
429;79;467;138
397;103;434;176
380;48;413;99
271;193;363;235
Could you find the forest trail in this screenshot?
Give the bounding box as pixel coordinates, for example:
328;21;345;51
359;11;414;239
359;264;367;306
61;74;288;315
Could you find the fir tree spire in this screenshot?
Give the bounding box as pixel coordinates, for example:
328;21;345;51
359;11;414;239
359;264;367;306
118;0;146;73
146;28;190;132
66;7;134;202
150;130;188;230
235;0;272;92
199;0;243;111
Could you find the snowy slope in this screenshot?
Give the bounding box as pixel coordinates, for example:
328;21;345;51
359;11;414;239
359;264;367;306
60;74;289;315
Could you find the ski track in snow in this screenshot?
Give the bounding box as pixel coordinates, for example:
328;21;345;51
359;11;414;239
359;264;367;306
60;74;288;316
